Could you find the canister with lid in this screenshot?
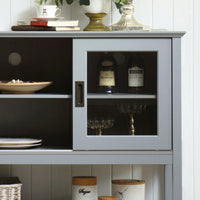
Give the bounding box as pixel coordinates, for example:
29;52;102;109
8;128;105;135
112;179;145;200
72;176;98;200
98;196;117;200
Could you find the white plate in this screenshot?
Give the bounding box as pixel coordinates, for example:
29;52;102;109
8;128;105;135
0;143;41;149
32;17;64;21
0;138;42;145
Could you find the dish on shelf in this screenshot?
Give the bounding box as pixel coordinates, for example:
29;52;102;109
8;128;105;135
0;81;52;94
32;17;64;21
0;138;42;145
0;143;41;149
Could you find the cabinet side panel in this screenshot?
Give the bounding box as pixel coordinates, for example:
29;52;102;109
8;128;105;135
31;165;51;200
51;165;72;200
172;38;182;200
11;165;31;200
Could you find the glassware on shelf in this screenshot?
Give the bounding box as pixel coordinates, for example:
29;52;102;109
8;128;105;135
111;0;149;31
88;118;115;136
118;103;147;135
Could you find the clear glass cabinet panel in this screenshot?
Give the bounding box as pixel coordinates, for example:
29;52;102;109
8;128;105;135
87;51;157;137
73;38;171;150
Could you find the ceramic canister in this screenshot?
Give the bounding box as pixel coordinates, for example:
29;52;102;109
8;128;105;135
72;176;98;200
98;196;117;200
112;179;145;200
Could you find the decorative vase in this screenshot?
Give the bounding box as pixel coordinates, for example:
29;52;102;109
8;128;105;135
81;0;111;31
111;0;148;31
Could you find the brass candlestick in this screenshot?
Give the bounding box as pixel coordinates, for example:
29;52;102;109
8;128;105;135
84;13;110;31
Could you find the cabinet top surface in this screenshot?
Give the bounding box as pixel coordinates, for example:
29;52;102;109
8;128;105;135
0;31;185;38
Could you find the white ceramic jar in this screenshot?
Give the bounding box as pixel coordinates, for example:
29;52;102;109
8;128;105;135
112;179;145;200
72;176;98;200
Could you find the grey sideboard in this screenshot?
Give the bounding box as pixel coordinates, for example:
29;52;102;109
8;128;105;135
0;31;185;200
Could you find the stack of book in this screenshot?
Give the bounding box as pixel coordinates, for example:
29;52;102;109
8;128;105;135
12;20;80;31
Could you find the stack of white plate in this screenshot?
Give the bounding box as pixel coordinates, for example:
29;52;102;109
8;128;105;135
0;138;42;148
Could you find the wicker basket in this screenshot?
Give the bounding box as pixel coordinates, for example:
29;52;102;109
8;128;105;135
0;177;22;200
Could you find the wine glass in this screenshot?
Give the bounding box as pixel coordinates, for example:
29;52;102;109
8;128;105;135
88;118;115;136
118;103;147;135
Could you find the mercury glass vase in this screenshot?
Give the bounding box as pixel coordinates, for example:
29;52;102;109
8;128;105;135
111;0;148;31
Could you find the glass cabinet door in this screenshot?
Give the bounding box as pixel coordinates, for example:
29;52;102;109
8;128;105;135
73;38;171;150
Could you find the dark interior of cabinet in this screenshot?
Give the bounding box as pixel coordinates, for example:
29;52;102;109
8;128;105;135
0;99;72;148
0;38;72;94
87;99;157;136
87;52;157;94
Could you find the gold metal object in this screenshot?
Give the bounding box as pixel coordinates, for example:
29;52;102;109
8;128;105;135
129;113;135;135
84;13;110;31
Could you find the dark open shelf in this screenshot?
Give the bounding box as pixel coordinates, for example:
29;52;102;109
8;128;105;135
0;98;72;149
0;38;72;94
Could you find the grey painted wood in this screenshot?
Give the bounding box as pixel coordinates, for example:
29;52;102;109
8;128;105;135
0;32;183;200
172;38;182;200
87;93;157;99
73;38;171;150
165;165;173;200
0;31;185;38
0;152;172;164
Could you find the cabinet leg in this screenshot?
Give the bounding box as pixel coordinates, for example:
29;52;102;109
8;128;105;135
165;164;173;200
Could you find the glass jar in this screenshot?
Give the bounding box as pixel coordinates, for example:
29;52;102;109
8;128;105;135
111;0;148;31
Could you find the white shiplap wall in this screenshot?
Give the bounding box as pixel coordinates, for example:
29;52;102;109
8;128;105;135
0;0;198;199
0;165;164;200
